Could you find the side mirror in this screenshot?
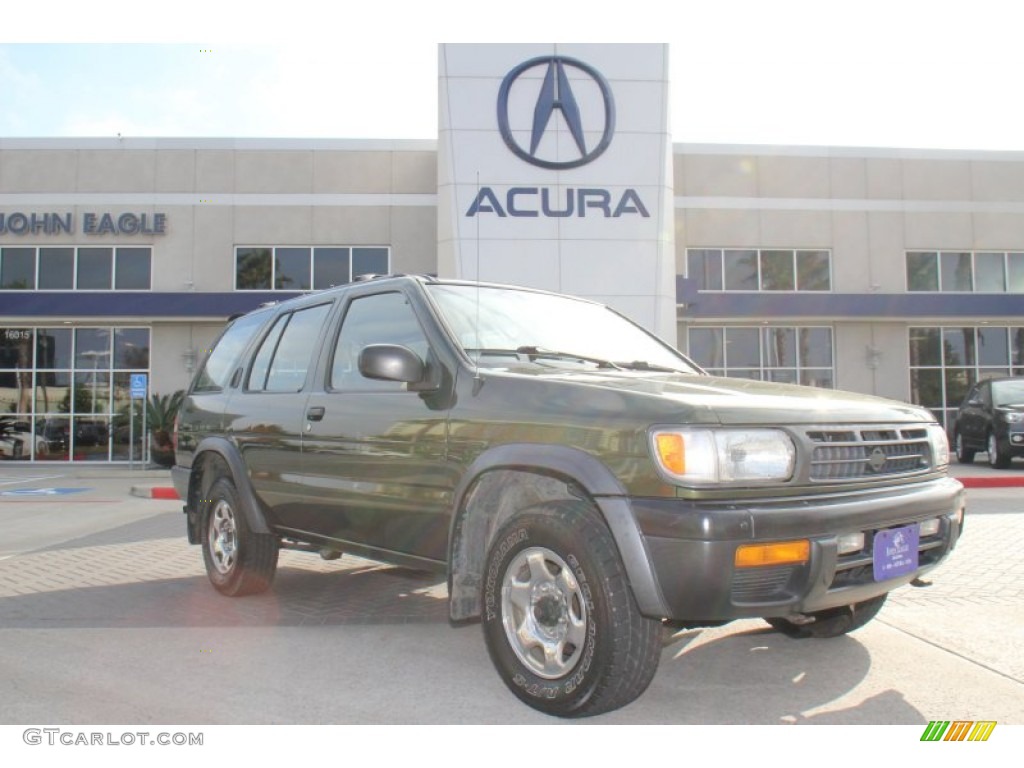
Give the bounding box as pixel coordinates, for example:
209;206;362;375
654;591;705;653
358;344;426;385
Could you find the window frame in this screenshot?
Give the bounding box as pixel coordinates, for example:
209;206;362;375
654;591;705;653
686;248;833;293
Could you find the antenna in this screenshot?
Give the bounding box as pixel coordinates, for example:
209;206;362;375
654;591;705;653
473;170;482;388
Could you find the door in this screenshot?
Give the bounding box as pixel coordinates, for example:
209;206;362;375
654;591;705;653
299;290;457;563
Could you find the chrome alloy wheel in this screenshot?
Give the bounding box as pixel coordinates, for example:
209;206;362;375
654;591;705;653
501;546;587;679
208;499;238;575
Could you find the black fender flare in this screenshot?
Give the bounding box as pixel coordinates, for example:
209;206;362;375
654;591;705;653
188;436;272;536
447;443;670;620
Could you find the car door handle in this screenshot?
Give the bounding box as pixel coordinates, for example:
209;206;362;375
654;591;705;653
306;406;325;422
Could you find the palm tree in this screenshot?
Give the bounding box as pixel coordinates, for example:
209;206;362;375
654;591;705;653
146;390;185;467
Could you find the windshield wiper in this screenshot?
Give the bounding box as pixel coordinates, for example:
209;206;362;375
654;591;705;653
613;360;686;373
515;346;623;369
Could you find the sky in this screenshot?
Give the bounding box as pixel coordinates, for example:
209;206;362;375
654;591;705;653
3;0;1024;150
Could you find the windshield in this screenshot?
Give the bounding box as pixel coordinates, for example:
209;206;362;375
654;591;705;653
426;284;698;373
992;379;1024;407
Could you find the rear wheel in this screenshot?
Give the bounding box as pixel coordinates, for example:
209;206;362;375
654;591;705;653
201;476;279;596
954;431;975;464
988;432;1011;469
481;500;662;718
767;594;888;639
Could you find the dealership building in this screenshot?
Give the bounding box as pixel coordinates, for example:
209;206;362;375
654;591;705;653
2;43;1023;462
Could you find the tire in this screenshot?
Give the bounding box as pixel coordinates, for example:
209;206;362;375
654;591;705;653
987;432;1011;469
481;500;662;718
767;594;888;639
200;476;279;596
954;431;975;464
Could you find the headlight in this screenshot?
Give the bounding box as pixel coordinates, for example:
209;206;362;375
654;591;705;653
926;423;950;469
998;410;1024;424
651;428;795;484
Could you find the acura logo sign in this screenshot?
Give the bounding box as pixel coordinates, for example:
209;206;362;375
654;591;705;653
497;56;616;170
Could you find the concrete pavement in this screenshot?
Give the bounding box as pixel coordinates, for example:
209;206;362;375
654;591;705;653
0;462;1021;725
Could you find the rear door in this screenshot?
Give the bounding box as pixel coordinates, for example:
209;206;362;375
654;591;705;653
227;300;335;529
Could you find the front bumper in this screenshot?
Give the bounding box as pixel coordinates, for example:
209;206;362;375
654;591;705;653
620;477;965;622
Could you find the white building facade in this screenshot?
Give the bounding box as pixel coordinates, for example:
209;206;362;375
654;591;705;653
1;44;1022;461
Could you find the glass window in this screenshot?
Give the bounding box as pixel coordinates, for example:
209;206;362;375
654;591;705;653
909;327;941;366
1;247;36;289
906;251;939;291
944;368;974;407
275;247;311;290
763;327;796;367
247;315;287;392
942;328;976;367
977;326;1009;367
687;325;833;387
114;248;152;290
38;248;74;289
687;327;723;368
724;327;760;368
236;248;272;290
193;310;270;391
940;252;972;292
910;369;943;408
314;247;350;290
113;328;150;369
263;304;331;392
74;329;111;370
974;252;1006;292
799;328;833;367
332;292;429;390
796;250;831;291
1009;253;1024;293
77;248;113;289
723;249;758;291
687;249;722;291
353;247;389;279
760;250;794;291
36;329;72;369
801;369;833;388
73;371;110;415
1014;328;1024;368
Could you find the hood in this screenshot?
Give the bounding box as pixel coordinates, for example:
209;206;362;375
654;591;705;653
484;366;934;426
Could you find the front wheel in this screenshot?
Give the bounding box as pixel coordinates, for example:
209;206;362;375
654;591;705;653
988;432;1011;469
954;431;975;464
767;594;888;639
201;476;279;596
481;500;662;718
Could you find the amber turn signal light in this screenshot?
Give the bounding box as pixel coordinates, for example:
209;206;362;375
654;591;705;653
735;540;810;568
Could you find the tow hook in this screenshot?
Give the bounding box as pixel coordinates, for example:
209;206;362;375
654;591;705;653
910;577;932;588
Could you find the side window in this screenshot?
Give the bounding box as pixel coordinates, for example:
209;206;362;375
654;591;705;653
248;303;331;393
331;292;429;391
193;310;269;392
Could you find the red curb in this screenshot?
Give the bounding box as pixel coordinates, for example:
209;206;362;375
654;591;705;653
150;487;180;500
959;476;1024;489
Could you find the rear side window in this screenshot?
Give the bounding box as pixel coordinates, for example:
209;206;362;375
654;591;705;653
193;311;269;392
248;303;332;392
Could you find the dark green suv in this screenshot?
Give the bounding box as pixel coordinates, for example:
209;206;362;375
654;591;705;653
172;275;965;718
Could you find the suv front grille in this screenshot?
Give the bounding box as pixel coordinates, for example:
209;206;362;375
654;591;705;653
806;427;930;481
